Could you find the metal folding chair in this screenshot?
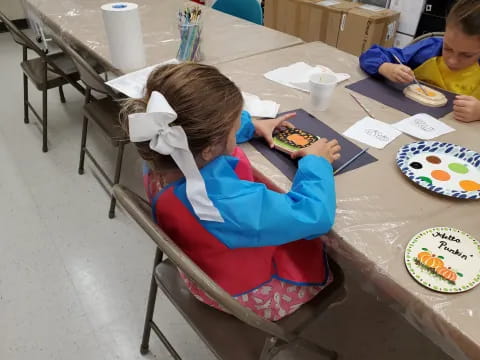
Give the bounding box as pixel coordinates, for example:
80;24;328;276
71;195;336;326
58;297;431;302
113;184;347;360
0;10;85;152
50;32;129;219
409;32;445;45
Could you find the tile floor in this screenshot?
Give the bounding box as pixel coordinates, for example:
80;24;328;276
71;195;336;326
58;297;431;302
0;32;453;360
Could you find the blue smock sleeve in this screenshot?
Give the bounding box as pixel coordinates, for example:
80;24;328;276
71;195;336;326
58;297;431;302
203;155;336;249
236;110;255;143
359;37;443;76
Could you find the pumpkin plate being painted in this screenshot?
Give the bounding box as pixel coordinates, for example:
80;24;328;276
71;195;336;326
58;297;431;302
273;128;318;155
397;141;480;199
405;227;480;293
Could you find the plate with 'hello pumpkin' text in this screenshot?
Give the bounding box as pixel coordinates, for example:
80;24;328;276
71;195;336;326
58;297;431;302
397;141;480;199
405;227;480;293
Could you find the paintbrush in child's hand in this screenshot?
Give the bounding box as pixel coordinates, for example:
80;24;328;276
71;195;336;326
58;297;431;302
392;54;428;96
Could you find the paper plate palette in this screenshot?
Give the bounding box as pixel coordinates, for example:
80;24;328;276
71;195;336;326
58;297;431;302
397;141;480;199
273;128;318;155
405;227;480;293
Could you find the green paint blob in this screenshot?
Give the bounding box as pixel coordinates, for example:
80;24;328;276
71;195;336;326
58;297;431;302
418;176;433;185
448;163;469;174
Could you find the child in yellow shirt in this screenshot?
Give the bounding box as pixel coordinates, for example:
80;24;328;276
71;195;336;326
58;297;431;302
360;0;480;122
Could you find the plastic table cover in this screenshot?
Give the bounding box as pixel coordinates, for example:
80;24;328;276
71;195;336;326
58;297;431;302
22;0;302;74
215;42;480;360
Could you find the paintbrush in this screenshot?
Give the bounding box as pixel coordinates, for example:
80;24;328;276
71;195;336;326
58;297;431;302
349;93;374;119
334;147;370;176
391;54;428;96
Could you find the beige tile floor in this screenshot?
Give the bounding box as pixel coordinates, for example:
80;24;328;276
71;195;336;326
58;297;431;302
0;32;453;360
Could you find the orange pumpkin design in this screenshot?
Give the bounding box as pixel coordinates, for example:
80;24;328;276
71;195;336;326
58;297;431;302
417;251;431;263
436;267;457;282
423;255;444;269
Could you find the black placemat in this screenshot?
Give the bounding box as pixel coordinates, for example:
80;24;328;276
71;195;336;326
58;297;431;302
346;77;456;118
250;109;377;180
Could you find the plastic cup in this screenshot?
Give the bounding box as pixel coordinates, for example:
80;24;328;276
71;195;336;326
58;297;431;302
309;73;337;111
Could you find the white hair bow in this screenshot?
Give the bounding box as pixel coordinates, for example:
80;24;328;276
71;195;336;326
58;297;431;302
128;91;224;223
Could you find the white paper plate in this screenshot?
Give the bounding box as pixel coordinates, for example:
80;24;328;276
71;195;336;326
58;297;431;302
405;227;480;293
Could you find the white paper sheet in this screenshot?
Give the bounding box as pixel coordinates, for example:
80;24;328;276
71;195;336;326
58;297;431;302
392;113;455;140
316;0;341;6
106;59;179;98
359;4;385;12
242;92;280;118
343;117;403;149
264;62;351;92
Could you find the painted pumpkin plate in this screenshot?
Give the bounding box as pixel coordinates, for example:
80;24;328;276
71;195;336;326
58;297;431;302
396;141;480;199
405;227;480;293
273;128;318;155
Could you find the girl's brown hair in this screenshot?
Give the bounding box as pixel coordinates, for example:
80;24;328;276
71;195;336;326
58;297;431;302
120;63;243;171
447;0;480;36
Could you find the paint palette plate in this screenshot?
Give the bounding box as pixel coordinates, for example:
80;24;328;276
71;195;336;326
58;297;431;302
273;128;318;155
397;141;480;199
405;227;480;293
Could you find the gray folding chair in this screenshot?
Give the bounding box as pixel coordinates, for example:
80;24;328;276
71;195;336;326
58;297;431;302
51;32;129;219
0;10;85;152
409;32;444;45
113;184;347;360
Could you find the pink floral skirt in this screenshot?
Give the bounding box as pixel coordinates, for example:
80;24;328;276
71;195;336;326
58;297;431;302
180;272;333;321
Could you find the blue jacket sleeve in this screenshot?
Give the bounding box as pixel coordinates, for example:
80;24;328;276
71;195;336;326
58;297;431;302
236;110;255;143
359;38;443;76
203;155;336;249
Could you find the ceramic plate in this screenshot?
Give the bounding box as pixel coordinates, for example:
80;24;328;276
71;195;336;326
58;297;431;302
397;141;480;199
273;128;318;155
405;227;480;293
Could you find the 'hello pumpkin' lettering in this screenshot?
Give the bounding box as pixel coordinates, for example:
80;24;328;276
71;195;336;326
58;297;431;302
433;231;461;243
438;241;468;260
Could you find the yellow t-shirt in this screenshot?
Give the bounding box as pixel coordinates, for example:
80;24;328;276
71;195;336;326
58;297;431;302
414;56;480;99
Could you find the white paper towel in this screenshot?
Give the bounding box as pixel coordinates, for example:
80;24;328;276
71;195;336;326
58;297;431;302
101;3;146;72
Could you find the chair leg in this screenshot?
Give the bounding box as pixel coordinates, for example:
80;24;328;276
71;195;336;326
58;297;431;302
140;249;162;355
260;336;281;360
59;85;66;103
78;116;89;175
292;338;338;360
42;89;48;153
108;142;126;219
23;74;29;124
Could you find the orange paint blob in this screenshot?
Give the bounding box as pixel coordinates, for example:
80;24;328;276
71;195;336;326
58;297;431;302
459;180;480;191
415;86;436;97
431;170;451;181
287;134;308;146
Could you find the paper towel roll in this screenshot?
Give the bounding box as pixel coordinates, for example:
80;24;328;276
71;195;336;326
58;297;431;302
101;3;146;72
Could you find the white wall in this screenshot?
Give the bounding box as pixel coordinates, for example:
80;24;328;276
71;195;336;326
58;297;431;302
1;0;25;20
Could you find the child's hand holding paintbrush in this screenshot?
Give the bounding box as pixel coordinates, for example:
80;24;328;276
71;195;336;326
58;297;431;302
378;62;415;84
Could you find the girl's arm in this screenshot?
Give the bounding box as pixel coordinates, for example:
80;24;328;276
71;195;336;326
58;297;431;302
360;37;443;76
236;111;296;145
203;155;336;249
236;111;256;143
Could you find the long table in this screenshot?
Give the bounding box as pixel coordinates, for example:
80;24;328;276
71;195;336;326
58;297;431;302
21;1;480;356
24;0;302;74
215;42;480;360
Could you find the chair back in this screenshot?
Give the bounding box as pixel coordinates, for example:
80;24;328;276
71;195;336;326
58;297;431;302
0;10;45;57
212;0;263;25
50;32;113;97
113;184;290;341
409;32;444;46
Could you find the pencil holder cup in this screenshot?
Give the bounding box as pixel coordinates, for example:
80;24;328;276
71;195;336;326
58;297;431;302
177;23;202;62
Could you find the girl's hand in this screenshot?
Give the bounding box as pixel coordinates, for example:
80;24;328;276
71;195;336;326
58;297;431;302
291;138;341;164
253;112;296;148
378;63;414;84
453;95;480;123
